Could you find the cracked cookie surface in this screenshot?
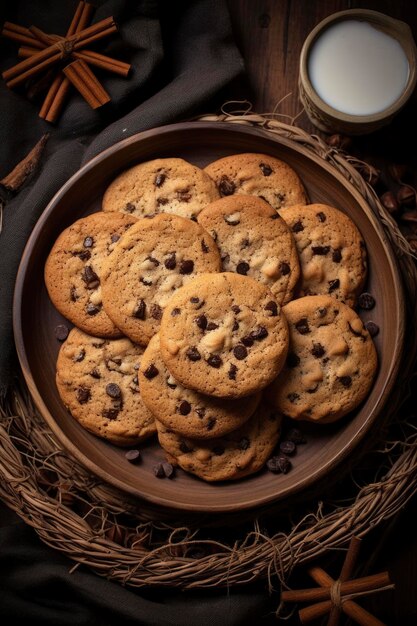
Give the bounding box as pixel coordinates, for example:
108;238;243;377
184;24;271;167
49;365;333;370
198;195;300;304
156;403;282;482
139;334;261;439
204;152;307;210
279;203;367;307
45;212;137;337
159;272;289;398
101;213;221;345
56;327;156;446
266;295;378;423
102;157;220;220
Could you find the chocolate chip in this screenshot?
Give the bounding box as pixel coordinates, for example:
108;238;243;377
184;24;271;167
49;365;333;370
307;385;319;394
125;449;141;463
73;349;85;362
287;392;300;403
241;335;254;347
54;324;69;341
207;355;222;368
186;347;201;361
232;320;239;331
328;279;340;292
140;277;152;286
364;321;379;337
240;238;250;248
233;344;247;360
180;259;194;274
190;297;204;309
286;428;306;444
332;249;342;263
195;407;206;418
147;255;160;267
280;440;296;455
318;307;327;317
250;326;268;340
150;303;162;320
164;253;176;270
236;261;250;275
179;400;191;415
83;236;94;248
132;375;139;386
312;246;330;255
231;305;241;314
82;265;100;289
311;343;326;358
153;463;165;478
239;437;250;450
267;454;292;474
76;386;90;404
338;376;352;388
276;192;286;204
162;462;175;478
177;188;191;202
316;211;327;222
133;299;146;320
279;262;290;275
259;162;272;176
286;352;300;368
125;202;135;213
111;233;120;243
218;175;235;196
292;221;304;233
195;314;207;330
264;300;278;316
358;292;376;310
212;445;225;456
86;303;100;316
224;213;240;226
70;287;78;301
90;368;101;379
228;364;237;380
106;383;121;399
102;408;119;420
206;322;219;331
179;441;192;453
207;418;216;431
201;239;209;253
171;308;181;316
144;364;159;379
270;212;279;219
155;172;166;187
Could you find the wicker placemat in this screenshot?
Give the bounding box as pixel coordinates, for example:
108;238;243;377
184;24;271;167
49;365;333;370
1;114;417;590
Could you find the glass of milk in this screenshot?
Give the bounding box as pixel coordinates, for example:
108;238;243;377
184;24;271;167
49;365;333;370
299;9;417;134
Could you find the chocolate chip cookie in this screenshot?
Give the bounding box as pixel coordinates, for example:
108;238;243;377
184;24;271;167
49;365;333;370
102;157;220;220
45;212;137;337
204;152;307;210
198;195;300;304
156;404;282;482
159;272;289;398
266;295;378;423
56;328;156;446
101;213;221;345
140;334;261;439
279;203;367;307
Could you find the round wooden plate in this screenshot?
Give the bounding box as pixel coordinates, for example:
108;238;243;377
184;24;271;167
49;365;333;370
13;122;404;514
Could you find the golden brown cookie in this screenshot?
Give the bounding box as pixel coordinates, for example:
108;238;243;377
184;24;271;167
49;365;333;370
45;212;137;337
198;195;300;304
204;152;307;210
266;295;378;423
102;157;220;220
100;213;221;345
56;328;156;446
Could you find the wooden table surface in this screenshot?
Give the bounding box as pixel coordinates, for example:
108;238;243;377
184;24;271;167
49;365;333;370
226;1;417;624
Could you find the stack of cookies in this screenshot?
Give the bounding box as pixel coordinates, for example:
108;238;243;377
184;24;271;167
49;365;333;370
45;153;378;482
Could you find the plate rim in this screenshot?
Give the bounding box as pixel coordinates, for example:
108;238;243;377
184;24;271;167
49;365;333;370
12;121;406;512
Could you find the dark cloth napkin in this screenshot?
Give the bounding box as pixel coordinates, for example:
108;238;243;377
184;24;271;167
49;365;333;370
0;0;277;622
0;0;244;396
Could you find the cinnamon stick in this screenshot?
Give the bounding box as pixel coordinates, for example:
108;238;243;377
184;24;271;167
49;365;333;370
1;133;49;192
63;59;110;109
280;572;392;603
2;16;117;87
1;22;44;48
328;536;362;626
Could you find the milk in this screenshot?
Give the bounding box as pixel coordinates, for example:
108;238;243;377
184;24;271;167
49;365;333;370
308;20;409;116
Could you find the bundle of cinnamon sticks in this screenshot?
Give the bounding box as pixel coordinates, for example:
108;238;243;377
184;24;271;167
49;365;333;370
1;1;131;123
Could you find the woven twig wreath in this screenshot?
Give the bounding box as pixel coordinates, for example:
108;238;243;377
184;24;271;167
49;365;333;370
1;114;416;590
